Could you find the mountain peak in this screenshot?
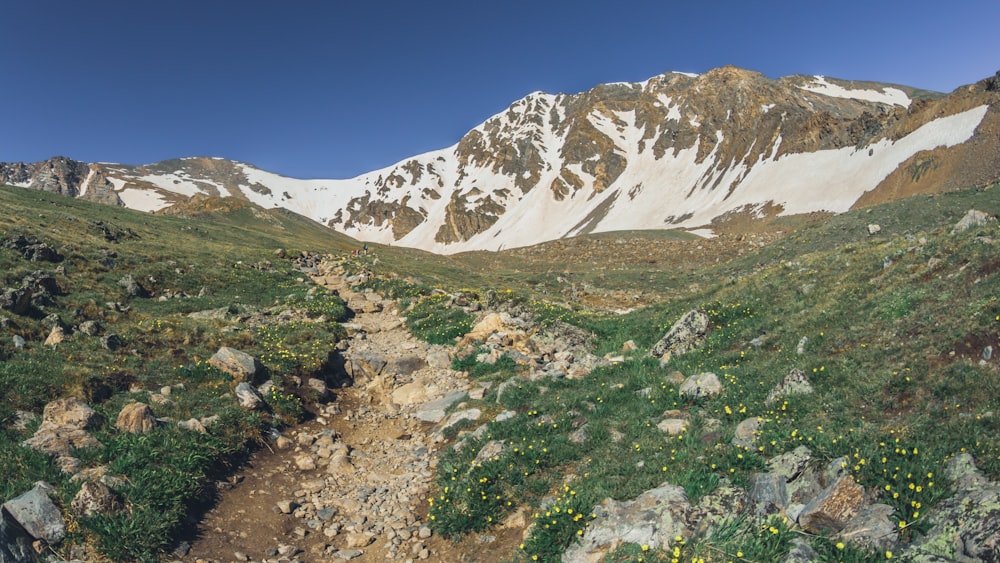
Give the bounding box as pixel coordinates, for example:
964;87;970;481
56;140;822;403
2;66;998;255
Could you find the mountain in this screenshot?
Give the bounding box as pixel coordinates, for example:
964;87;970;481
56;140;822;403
3;66;999;254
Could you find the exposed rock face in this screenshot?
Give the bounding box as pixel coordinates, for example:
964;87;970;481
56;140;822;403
0;506;37;563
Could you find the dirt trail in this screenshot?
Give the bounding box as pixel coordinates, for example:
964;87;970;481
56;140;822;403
179;269;516;563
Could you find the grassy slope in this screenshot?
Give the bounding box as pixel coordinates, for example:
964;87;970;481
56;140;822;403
5;182;1000;560
415;183;1000;561
0;185;366;560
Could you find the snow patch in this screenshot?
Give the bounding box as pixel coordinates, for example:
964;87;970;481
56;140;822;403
799;76;911;107
117;189;170;212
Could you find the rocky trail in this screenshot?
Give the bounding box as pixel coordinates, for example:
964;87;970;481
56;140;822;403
179;268;511;563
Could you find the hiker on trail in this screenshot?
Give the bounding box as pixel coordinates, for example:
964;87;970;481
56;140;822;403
363;243;368;255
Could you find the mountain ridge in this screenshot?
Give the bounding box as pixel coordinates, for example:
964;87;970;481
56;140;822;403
3;66;998;254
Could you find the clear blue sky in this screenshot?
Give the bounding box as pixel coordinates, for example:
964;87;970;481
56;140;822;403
2;0;997;179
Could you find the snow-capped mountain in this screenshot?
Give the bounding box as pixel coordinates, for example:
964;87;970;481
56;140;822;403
3;66;999;254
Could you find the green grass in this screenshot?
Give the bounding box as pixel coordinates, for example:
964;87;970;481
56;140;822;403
0;185;357;560
6;181;1000;561
421;183;1000;560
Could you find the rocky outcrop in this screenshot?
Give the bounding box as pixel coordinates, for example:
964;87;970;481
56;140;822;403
22;398;102;457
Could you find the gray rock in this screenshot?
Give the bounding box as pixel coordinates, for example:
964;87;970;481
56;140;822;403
425;349;452;370
952;209;995;233
783;538;819;563
3;482;66;544
209;347;264;383
118;274;149;298
11;335;25;350
414;392;468;423
440;408;481;432
731;417;761;448
678;372;721;399
186;307;231;320
473;440;508;466
235;382;265;410
0;506;37;563
77;320;101;336
650;310;710;360
749;473;788;516
99;334;124;351
0;288;31;316
333;549;364;560
688;479;747;536
765;368;813;405
838;503;897;550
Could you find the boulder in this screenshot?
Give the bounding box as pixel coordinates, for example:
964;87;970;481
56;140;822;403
838;503;897;550
177;418;207;433
902;453;1000;561
115;403;157;434
2;482;65;544
797;476;865;534
952;209;995;233
650;310;710;360
118;274;149;298
678;372;722;399
235;382;265;410
657;418;688;436
732;417;761;448
209;347;264;383
765;368;814;406
43;326;65;347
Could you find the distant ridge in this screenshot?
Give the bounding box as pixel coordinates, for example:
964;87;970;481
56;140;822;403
3;67;999;254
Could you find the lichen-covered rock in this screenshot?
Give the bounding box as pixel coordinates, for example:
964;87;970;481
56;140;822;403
40;398;101;429
650;310;710;360
70;481;121;517
952;209;995;233
838;503;897;550
732;417;761;448
765;368;814;406
902;453;1000;561
563;483;690;563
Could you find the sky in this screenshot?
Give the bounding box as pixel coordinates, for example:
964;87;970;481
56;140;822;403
2;1;998;180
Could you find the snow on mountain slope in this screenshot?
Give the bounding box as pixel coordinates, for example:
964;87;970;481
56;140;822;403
3;66;998;255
